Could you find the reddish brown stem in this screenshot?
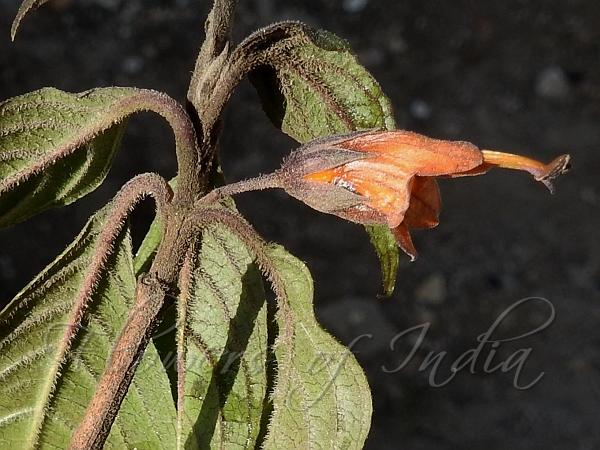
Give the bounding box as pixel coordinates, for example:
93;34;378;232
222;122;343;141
67;176;186;450
68;275;169;450
199;172;283;204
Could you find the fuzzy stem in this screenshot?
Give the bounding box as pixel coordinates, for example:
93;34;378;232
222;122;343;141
132;90;200;204
199;172;284;204
185;0;240;192
68;178;188;450
68;275;169;450
68;218;191;450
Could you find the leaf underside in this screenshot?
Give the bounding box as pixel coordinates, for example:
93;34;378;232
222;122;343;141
135;205;372;449
0;86;189;229
0;88;137;227
250;24;400;295
263;244;372;449
176;224;269;449
175;224;372;449
0;204;176;450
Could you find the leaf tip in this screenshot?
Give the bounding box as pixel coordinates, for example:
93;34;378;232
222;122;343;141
10;20;20;41
11;0;44;42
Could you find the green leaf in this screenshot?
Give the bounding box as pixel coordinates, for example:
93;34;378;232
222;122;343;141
250;25;394;141
173;207;371;448
131;199;372;448
134;213;166;276
133;180;272;449
262;244;372;449
0;203;176;449
365;224;399;297
365;226;400;295
247;22;400;295
176;223;269;449
0;87;193;228
0;88;129;227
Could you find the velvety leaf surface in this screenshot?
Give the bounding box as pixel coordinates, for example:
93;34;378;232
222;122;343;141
0;88;134;227
0;87;191;228
263;244;372;449
0;204;176;449
249;23;400;295
176;223;269;450
248;24;394;141
119;185;372;448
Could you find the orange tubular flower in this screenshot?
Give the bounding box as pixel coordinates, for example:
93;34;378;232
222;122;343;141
277;130;570;260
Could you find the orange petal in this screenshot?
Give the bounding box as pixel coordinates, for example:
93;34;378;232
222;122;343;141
340;160;412;227
443;162;494;178
339;130;484;176
391;222;418;261
305;158;413;228
405;177;441;229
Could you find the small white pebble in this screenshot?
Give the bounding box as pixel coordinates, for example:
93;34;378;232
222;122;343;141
343;0;369;14
535;65;570;100
409;98;433;120
121;55;144;75
415;273;446;305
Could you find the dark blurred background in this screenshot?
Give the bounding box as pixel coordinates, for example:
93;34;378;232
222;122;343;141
1;1;599;449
